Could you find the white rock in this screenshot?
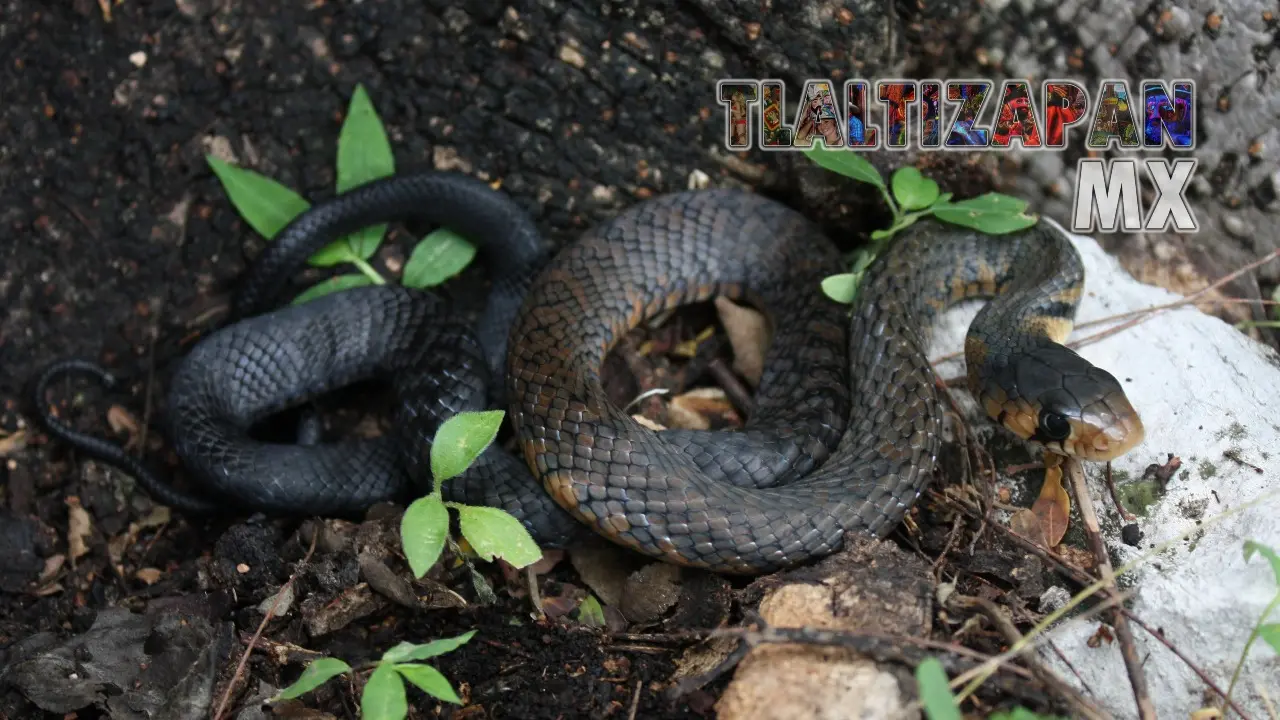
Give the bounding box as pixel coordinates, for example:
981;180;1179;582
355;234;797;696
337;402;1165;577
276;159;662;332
930;218;1280;719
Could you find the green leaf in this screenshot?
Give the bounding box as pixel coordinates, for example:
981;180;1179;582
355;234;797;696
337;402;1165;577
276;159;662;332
337;84;396;194
1259;623;1280;655
291;273;378;305
932;203;1039;235
381;631;478;665
328;83;397;264
930;192;955;207
915;657;961;720
271;657;352;701
394;663;464;704
890;167;940;211
206;155;311;240
361;663;408;720
401;495;450;578
1244;540;1280;586
456;505;544;568
577;595;607;628
947;192;1030;214
402;229;478;289
869;228;894;241
803;146;884;188
990;709;1065;720
820;273;859;304
431;410;505;483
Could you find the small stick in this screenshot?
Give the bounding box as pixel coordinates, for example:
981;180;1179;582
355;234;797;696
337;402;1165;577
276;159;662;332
951;594;1109;720
212;529;320;720
1066;459;1154;719
626;678;643;720
707;357;755;416
930;488;1253;719
1104;463;1137;523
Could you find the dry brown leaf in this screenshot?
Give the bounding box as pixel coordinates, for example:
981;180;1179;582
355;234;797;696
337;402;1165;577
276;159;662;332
1009;508;1044;546
134;567;163;585
66;497;92;565
1032;463;1071;548
714;296;770;387
0;429;27;457
39;554;66;585
632;414;666;431
666;395;711;430
107;404;140;436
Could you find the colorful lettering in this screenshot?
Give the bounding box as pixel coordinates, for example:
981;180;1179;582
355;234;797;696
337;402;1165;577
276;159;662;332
877;80;918;148
844;80;878;148
716;80;760;150
991;80;1043;148
759;81;794;149
1142;80;1195;149
1043;81;1089;149
944;81;992;147
1087;80;1140;150
920;81;942;148
792;80;845;149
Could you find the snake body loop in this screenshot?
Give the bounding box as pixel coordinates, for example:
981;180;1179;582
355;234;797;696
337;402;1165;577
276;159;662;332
32;173;1144;574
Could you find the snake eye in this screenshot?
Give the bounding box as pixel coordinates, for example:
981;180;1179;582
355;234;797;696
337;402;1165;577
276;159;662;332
1038;409;1072;442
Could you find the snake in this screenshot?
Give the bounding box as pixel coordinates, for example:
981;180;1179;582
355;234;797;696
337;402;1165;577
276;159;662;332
32;171;1145;575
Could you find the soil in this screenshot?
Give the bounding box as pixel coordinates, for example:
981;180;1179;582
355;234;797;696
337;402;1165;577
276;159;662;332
0;1;1161;719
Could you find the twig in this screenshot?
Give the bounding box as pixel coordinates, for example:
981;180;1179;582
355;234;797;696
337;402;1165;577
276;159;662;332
137;320;159;462
931;514;965;574
1103;463;1136;523
212;528;320;720
626;678;643;720
706;356;755;416
931;488;1254;720
1066;459;1154;718
950;594;1109;720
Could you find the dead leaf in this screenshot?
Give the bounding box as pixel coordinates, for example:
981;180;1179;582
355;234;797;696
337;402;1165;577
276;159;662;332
632;414;666;431
1009;508;1044;547
1086;623;1115;648
1032;462;1071;548
0;429;27;457
714;297;770;387
671;388;738;428
666;396;711;430
1190;708;1224;720
107;405;141;444
135;568;163;585
66;497;92;565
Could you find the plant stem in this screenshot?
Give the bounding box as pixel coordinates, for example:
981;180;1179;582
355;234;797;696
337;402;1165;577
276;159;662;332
877;185;901;220
1222;591;1280;715
1235;320;1280;330
351;256;387;285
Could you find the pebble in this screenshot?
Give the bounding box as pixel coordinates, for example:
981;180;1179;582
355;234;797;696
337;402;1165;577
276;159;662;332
1222;214;1250;238
128;52;147;68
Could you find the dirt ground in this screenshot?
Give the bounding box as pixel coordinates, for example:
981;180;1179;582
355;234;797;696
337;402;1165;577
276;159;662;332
0;1;1258;719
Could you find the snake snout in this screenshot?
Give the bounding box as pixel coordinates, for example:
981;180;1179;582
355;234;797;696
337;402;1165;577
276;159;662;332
1032;360;1144;463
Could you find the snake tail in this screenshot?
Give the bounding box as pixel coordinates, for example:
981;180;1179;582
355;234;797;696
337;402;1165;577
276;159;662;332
30;359;223;513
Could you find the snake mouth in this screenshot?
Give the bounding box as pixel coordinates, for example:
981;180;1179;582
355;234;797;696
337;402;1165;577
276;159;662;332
992;392;1145;463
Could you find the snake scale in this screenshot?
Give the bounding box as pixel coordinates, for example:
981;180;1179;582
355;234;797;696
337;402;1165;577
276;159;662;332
33;171;1145;574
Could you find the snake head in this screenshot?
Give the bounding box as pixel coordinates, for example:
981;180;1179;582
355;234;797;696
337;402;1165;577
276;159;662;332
984;344;1145;463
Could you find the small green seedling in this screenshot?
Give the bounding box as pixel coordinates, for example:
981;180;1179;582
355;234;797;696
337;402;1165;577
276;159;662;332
269;411;542;718
401;410;543;577
206;84;477;304
1219;539;1280;713
803;146;1039;306
272;631;476;718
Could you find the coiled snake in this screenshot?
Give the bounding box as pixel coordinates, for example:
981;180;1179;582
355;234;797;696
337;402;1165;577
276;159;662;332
33;171;1145;574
